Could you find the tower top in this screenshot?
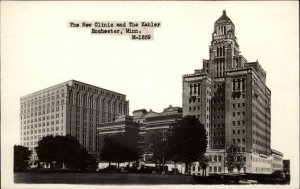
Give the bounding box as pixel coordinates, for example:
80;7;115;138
215;10;234;27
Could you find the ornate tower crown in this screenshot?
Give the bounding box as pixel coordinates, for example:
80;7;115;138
212;10;236;43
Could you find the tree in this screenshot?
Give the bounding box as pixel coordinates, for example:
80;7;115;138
224;143;246;173
35;135;57;165
146;133;168;172
35;135;93;170
100;137;115;166
235;153;246;173
198;154;210;176
167;116;207;175
100;133;140;170
14;145;32;172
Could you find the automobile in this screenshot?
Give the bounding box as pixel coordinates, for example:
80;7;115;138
239;179;258;184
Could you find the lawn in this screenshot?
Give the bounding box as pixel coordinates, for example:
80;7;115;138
14;172;197;184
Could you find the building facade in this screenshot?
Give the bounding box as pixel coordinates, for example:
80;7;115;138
271;149;283;172
98;105;182;162
183;10;275;174
20;80;129;155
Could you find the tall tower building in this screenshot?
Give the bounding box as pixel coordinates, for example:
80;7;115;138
20;80;129;155
183;10;272;173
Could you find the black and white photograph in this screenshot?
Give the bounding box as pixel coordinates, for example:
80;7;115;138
1;1;299;188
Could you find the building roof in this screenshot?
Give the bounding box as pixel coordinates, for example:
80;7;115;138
215;10;235;27
132;109;148;113
271;149;283;156
20;79;127;99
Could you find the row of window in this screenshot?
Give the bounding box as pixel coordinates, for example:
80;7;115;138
189;98;201;103
191;165;226;173
233;93;246;99
232;129;245;135
22;119;64;127
213;90;224;96
212;107;224;112
232;120;245;126
21;106;63;115
232;102;245;108
232;138;246;144
21;91;65;108
233;111;246;117
212;115;224;120
22;132;64;145
69;91;127;115
212;124;224;129
22;113;64;122
21;99;65;111
188;106;210;113
22;126;64;136
212;99;224;104
212;132;224;137
72;83;124;101
212;140;224;145
232;78;246;91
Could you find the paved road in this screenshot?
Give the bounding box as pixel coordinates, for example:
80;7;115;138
14;172;196;184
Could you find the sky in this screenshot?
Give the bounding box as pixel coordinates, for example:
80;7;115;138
1;1;299;188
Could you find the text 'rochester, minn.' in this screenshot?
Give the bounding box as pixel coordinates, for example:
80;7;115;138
68;21;161;40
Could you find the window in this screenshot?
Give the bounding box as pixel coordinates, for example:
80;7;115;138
233;112;235;117
232;121;235;126
214;155;217;162
238;103;240;108
233;130;235;134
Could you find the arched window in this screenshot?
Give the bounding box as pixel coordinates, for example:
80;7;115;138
95;97;100;110
69;90;73;105
214;155;217;162
224;26;226;35
193;83;197;94
89;95;93;109
233;79;236;91
242;78;245;90
237;78;241;90
113;102;117;114
76;92;80;106
123;104;127;114
101;98;105;112
218;155;222;162
83;93;87;107
119;103;122;114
